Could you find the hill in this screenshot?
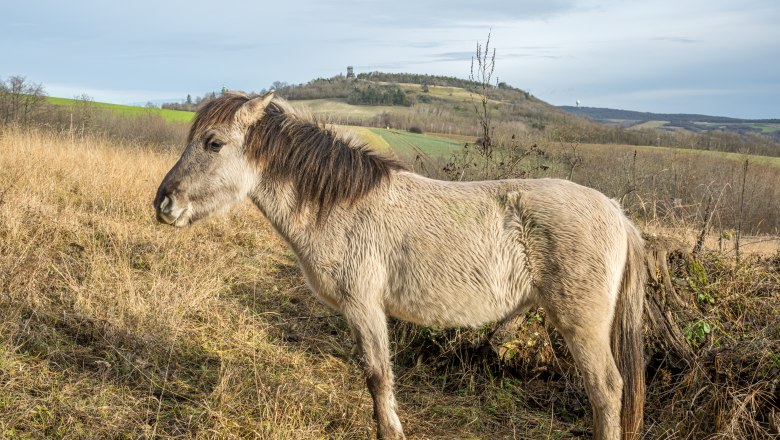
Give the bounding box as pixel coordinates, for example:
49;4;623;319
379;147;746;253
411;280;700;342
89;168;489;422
559;105;780;136
274;72;572;137
42;71;780;159
268;73;780;157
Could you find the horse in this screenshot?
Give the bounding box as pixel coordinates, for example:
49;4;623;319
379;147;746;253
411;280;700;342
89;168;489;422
154;92;646;440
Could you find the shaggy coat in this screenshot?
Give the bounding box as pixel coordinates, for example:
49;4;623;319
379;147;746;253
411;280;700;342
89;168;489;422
155;92;646;440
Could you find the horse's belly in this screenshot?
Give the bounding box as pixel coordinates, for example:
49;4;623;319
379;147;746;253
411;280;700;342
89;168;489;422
384;276;534;328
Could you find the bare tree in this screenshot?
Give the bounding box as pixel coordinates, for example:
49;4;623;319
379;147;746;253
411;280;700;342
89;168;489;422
0;75;47;124
469;31;497;177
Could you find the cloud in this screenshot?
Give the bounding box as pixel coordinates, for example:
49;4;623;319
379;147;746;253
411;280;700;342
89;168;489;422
652;37;700;44
608;87;747;101
429;52;474;62
2;0;779;118
321;0;580;28
354;62;409;70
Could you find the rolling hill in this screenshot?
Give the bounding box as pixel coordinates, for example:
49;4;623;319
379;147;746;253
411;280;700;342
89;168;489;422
44;71;780;158
45;94;467;158
559;105;780;135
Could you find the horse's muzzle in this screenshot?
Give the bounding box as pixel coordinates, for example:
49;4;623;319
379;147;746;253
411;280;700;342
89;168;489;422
154;194;190;226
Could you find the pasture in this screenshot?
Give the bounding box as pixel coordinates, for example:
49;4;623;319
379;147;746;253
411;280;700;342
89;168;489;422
394;83;482;103
289;98;390;119
572;142;780;170
47;96;196;123
3;85;780;438
369;128;464;158
0;127;571;438
1;125;778;438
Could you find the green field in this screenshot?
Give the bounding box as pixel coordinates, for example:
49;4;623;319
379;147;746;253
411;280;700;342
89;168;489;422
628;120;670;130
369;128;463;158
343;126;392;152
748;123;780;133
47;96;195;123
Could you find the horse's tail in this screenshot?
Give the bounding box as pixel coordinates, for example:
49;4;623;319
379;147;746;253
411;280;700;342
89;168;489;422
612;220;646;439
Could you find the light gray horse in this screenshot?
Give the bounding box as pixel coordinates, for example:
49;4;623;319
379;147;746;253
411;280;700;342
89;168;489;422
154;92;646;440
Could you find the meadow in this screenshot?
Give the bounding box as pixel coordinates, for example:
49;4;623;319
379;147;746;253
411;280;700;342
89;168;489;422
0;127;577;439
2;79;780;438
368;128;464;157
1;118;778;438
47;97;195;123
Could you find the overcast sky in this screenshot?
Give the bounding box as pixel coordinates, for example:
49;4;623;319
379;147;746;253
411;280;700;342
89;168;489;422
2;0;778;118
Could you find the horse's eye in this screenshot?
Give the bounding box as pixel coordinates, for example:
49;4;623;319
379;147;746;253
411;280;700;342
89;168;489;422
207;140;224;152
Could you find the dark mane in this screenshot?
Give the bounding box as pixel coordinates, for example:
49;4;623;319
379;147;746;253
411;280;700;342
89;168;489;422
241;98;407;222
187;93;248;143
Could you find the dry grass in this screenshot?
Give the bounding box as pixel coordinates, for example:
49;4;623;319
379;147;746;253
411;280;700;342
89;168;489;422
289;99;390;119
642;249;780;439
0;127;580;439
1;126;777;439
644;225;780;257
0;127;369;438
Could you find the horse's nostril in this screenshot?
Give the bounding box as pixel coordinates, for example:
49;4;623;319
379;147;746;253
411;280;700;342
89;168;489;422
160;195;172;212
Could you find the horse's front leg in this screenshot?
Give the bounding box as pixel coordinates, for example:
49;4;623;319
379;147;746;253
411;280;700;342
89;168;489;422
344;301;405;440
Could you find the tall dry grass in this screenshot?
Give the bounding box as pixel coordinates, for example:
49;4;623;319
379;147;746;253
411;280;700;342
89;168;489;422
2;126;777;439
0;127;370;438
0;127;582;439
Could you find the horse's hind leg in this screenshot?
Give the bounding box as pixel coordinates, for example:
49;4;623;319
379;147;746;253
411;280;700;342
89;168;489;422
545;302;623;440
344;302;405;440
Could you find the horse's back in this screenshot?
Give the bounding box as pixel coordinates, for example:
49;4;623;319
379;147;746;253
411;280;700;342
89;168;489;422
375;175;629;327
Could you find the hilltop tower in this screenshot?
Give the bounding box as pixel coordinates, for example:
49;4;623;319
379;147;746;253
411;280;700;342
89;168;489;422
346;66;355;79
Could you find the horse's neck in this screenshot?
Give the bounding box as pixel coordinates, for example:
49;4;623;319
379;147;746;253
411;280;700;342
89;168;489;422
249;178;319;254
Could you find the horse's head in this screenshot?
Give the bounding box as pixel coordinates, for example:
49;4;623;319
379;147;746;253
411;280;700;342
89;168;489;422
154;92;273;227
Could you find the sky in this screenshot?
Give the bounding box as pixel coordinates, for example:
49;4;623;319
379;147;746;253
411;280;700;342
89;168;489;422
2;0;779;119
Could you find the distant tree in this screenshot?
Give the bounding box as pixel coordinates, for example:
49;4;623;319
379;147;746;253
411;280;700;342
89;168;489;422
356;72;479;89
69;93;96;131
204;91;217;104
346;82;412;106
0;75;47;124
186;94;192;105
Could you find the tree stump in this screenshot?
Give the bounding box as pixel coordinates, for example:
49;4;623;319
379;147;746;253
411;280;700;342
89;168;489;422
642;233;696;369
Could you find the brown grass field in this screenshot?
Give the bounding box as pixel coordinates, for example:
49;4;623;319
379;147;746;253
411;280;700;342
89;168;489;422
0;127;583;439
1;126;778;439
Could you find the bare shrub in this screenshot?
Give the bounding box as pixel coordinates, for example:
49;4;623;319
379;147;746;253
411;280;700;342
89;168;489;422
32;101;188;149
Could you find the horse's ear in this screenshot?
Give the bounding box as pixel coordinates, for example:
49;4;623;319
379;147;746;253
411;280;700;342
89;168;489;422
236;92;274;129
